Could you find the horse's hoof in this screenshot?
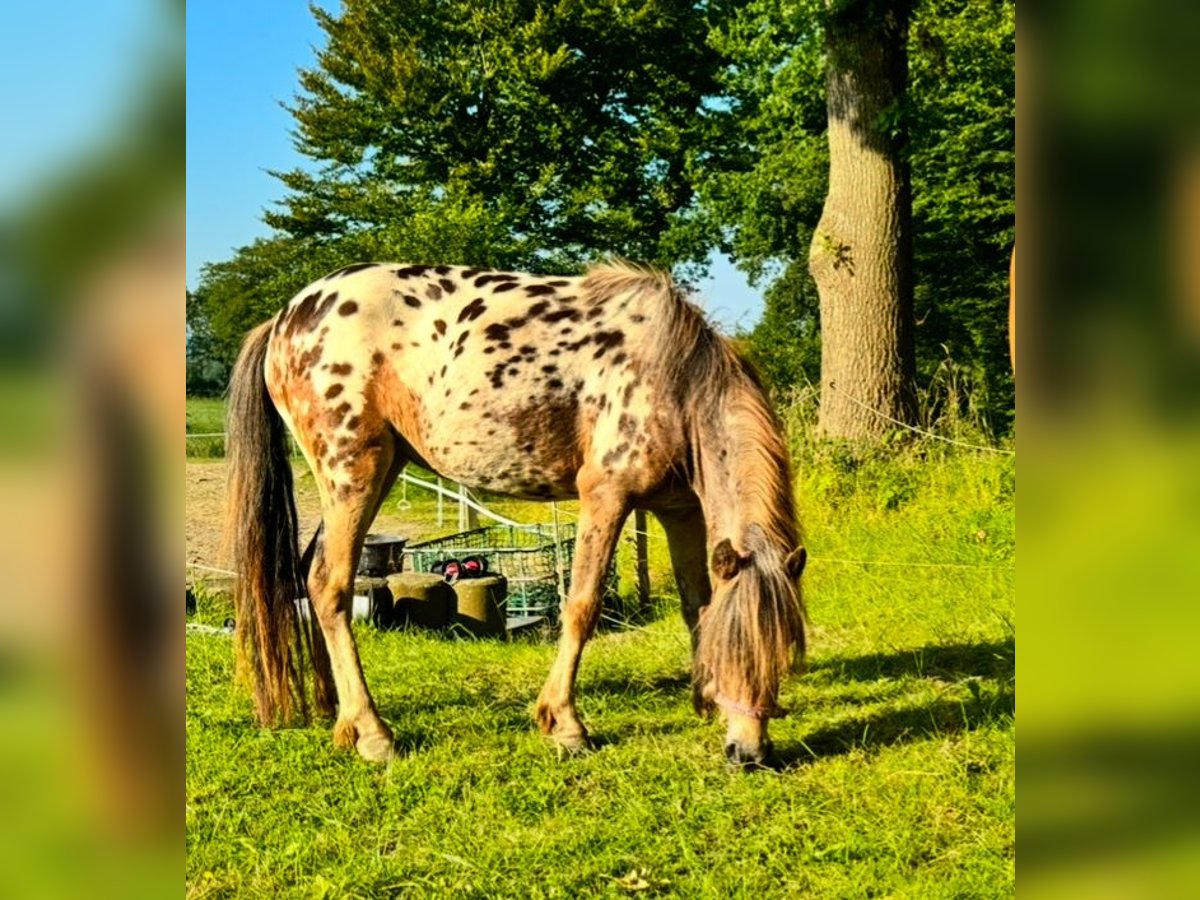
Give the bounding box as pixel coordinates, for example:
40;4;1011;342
356;731;396;763
552;730;592;758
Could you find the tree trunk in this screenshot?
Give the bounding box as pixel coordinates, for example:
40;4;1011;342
810;0;916;439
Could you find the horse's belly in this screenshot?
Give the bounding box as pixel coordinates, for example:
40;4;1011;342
420;422;579;501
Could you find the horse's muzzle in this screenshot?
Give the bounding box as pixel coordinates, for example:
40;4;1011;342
724;738;776;771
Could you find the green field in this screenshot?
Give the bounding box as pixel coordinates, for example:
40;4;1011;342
186;396;1015;897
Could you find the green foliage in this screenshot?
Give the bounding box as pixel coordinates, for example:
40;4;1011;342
909;0;1016;423
268;0;729;273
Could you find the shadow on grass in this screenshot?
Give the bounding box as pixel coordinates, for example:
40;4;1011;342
807;637;1014;684
373;638;1015;763
776;637;1016;768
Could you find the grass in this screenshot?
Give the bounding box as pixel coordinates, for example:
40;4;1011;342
186;395;1015;898
186;396;228;457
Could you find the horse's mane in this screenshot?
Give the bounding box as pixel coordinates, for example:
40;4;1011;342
584;260;804;712
583;260;798;553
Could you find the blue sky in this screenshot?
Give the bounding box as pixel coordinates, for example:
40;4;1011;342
186;1;764;330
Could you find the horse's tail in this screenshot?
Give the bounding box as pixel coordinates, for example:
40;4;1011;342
223;319;334;725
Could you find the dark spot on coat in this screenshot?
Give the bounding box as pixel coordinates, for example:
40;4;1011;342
547;378;563;389
394;265;429;278
548;280;570;287
461;268;484;279
520;345;536;356
619;413;638;437
475;273;518;288
602;442;631;467
372;351;385;366
284;290;338;338
527;300;551;318
404;295;422;308
454;346;465;358
493;281;519;292
592;330;625;358
541;364;558;374
426;284;443;301
330;363;353;376
434;320;447;336
325;384;344;399
458;297;488;323
459;402;472;410
542;308;581;324
521;443;535;453
483;346;496;355
484;323;511;342
434;265;451;275
586;306;605;321
505;316;528;329
392;342;402;350
329;262;377;278
631;314;646;323
439;277;456;294
440;365;447;379
337;300;359;316
612;351;628;365
346;415;361;430
325;402;352;427
525;284;556;297
392;319;404;327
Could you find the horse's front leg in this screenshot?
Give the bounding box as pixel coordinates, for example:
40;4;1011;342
536;475;629;751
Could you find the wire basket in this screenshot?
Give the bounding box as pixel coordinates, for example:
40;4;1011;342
401;523;618;618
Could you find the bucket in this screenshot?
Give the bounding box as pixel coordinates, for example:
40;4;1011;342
358;534;408;576
451;574;508;638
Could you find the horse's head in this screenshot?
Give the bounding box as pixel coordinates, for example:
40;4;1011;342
696;534;807;769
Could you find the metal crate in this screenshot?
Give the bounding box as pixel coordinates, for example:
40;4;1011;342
401;523;618;618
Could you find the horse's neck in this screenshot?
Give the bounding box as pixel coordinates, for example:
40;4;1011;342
691;385;796;553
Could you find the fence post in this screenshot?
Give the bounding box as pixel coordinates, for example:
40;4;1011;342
634;509;650;613
458;483;479;531
551;502;567;607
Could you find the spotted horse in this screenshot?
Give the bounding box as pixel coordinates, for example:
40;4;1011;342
224;261;808;767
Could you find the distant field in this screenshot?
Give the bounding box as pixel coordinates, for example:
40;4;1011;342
186;395;1015;897
186;397;228;457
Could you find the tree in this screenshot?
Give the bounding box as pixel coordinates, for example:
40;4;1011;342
702;0;1014;430
267;0;729;274
809;0;916;439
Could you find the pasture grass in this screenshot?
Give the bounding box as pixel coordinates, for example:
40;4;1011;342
186;397;229;457
186;395;1015;897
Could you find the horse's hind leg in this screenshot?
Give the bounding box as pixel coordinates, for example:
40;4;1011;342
536;471;629;750
306;435;400;762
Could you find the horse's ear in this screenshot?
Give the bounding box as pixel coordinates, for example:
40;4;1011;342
786;547;807;580
712;539;753;580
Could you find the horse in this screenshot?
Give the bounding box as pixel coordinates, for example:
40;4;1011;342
223;260;807;767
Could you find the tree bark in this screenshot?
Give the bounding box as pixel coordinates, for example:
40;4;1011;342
809;0;917;439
